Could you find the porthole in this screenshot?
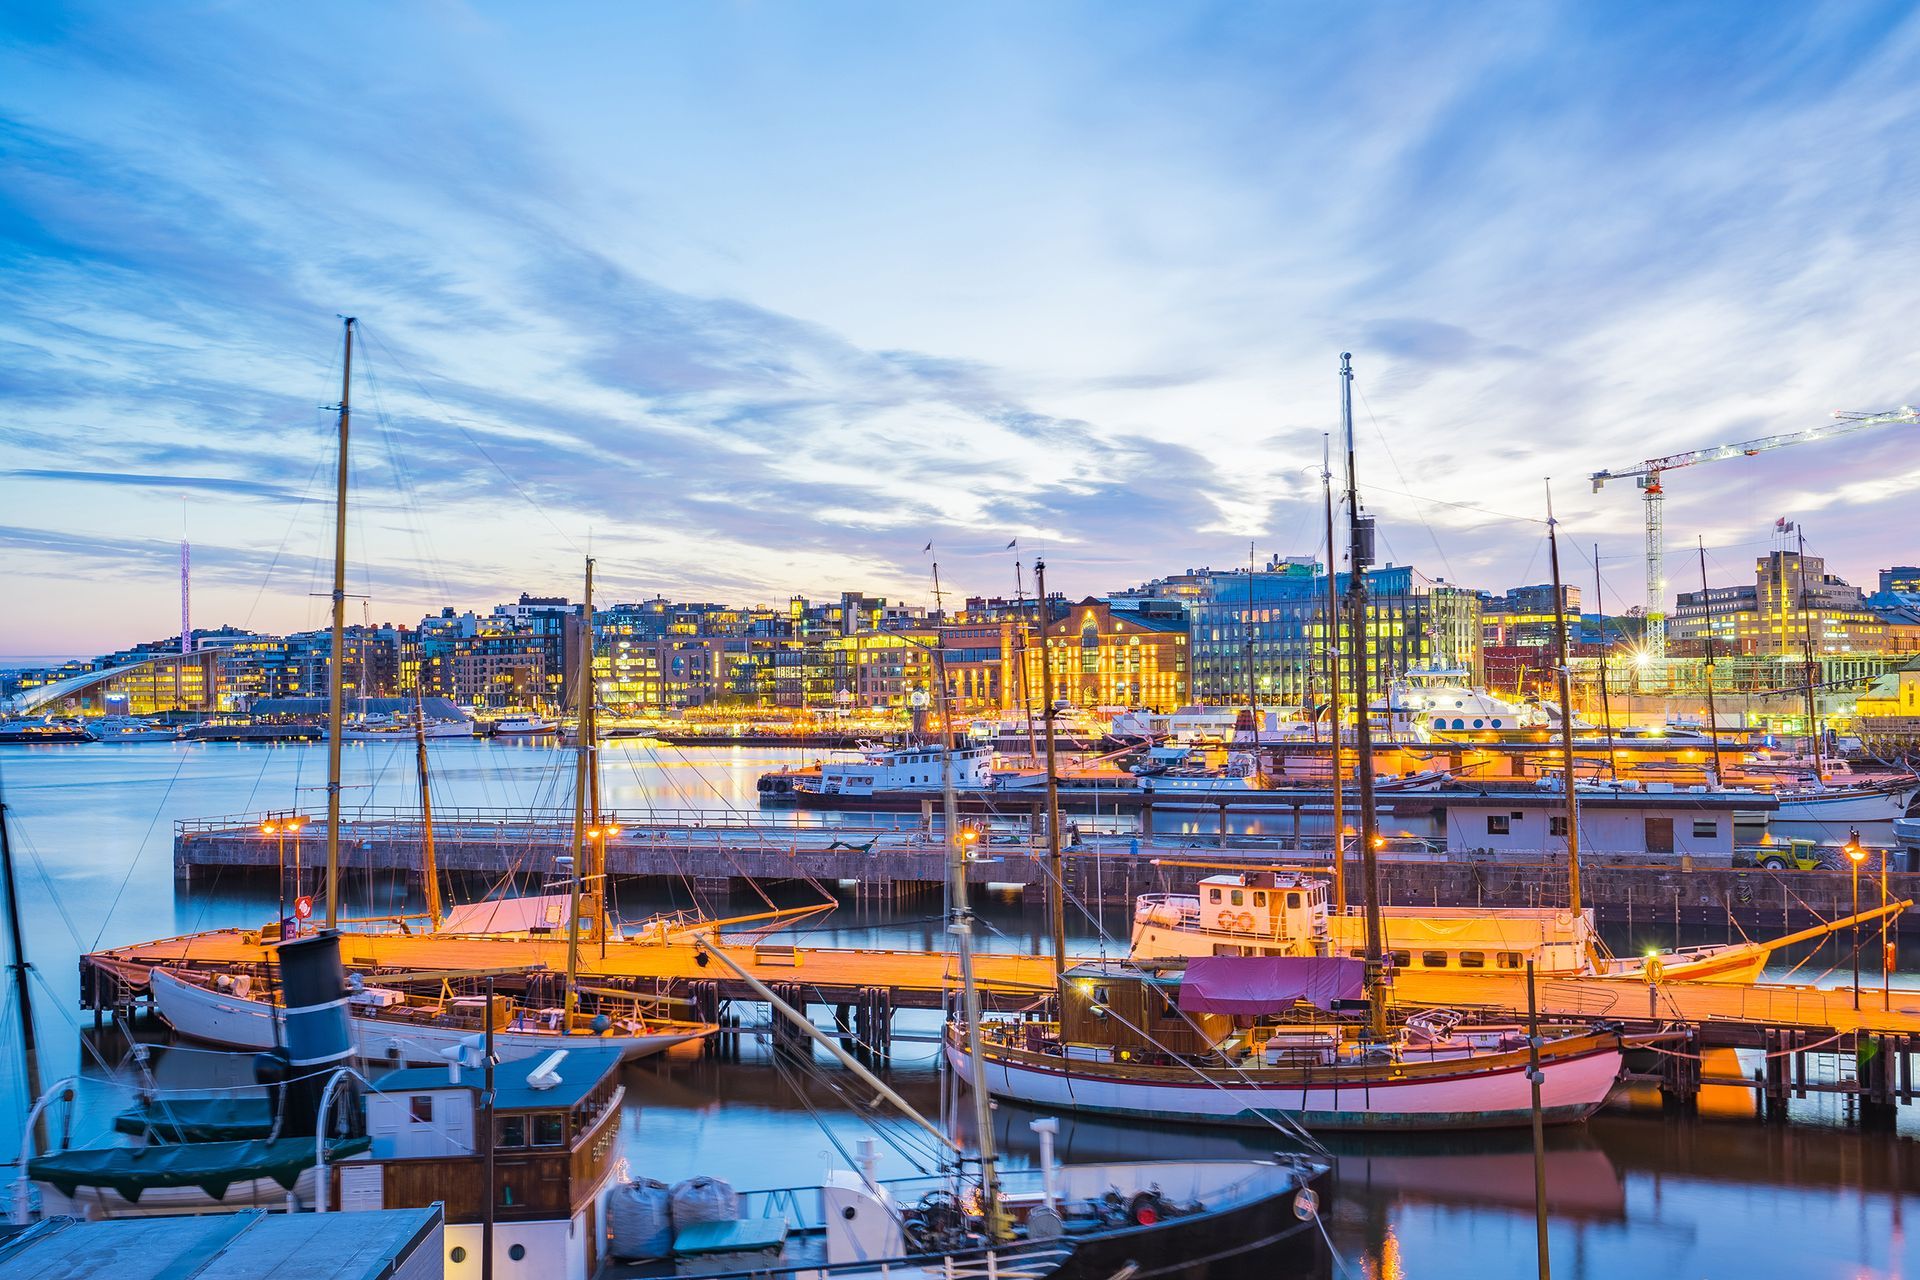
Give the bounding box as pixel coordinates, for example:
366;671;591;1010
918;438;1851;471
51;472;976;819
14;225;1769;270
449;1248;467;1264
1472;719;1483;729
508;1244;527;1262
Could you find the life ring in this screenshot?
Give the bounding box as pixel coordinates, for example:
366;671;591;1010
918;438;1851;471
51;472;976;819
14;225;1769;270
1235;912;1255;931
1214;910;1237;930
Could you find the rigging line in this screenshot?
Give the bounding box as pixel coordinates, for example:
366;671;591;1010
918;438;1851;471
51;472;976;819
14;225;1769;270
354;338;461;607
358;326;584;556
1355;384;1457;585
90;741;198;951
1356;479;1551;528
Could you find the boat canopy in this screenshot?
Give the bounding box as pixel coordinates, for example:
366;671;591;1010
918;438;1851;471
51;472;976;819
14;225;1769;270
1177;956;1366;1014
29;1136;369;1202
112;1097;276;1143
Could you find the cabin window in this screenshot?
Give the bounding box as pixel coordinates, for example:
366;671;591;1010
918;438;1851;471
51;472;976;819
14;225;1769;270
1207;888;1222;904
1158;994;1184;1022
1497;951;1524;969
1692;820;1718;839
1348;949;1366;959
1550;816;1568;837
1421;951;1448;968
1286;892;1302;909
1645;817;1675;854
1230;890;1245;907
1093;985;1112;1006
532;1113;566;1147
1253;891;1266;908
1389;951;1411;969
1487;815;1511;835
1458;951;1486;969
497;1116;527;1149
409;1096;433;1124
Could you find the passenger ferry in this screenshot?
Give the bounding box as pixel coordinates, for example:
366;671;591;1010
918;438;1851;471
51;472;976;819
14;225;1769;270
488;713;558;736
88;714;182;743
815;742;995;795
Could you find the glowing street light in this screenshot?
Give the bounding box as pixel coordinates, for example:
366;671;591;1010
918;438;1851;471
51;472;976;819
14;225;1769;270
1845;827;1868;1010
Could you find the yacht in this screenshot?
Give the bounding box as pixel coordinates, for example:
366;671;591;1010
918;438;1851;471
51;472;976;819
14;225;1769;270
342;711;475;740
88;714;181;743
488;713;558;736
814;742;995;795
0;716;96;744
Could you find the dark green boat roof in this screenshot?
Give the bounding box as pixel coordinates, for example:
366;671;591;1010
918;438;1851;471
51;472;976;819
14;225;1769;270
113;1097;275;1143
29;1136;369;1202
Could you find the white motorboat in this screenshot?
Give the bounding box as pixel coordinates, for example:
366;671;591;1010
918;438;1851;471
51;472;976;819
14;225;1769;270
87;714;182;743
487;713;557;735
342;711;475;740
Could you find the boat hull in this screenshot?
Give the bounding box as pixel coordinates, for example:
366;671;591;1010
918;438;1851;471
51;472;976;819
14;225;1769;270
150;968;712;1064
947;1037;1623;1132
1770;784;1919;825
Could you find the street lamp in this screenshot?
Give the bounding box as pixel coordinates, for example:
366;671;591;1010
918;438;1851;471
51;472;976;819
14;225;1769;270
1844;828;1867;1010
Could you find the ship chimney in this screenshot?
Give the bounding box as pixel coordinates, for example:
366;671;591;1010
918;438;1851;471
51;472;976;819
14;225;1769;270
255;929;358;1137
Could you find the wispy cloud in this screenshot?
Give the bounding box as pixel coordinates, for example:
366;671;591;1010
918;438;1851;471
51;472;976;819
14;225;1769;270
2;1;1918;650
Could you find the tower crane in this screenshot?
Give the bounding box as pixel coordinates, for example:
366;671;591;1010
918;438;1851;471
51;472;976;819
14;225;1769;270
1591;406;1918;661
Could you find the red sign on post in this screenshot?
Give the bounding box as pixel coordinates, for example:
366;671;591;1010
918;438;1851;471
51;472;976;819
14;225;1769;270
294;895;314;920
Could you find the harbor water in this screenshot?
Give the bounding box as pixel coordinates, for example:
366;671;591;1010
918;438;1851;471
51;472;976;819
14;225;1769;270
0;739;1913;1278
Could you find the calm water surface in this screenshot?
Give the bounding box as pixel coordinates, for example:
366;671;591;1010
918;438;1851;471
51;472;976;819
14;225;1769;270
0;740;1913;1279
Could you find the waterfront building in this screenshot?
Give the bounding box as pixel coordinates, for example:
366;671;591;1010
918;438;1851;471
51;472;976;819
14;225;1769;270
1670;551;1920;657
1028;597;1188;709
1189;561;1482;706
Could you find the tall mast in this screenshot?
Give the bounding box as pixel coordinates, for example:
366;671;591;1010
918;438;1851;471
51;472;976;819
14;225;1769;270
934;575;1004;1236
1323;433;1345;911
1696;538;1725;787
1246;540;1261;765
1796;528;1824;779
1340;353;1385;1039
564;557;594;1022
1014;560;1039;764
0;788;42;1143
1546;485;1582;914
1593;545;1618;781
324;317;354;930
1035;558;1066;979
413;683;442;929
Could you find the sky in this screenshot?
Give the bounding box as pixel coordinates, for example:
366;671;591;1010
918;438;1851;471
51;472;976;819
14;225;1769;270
3;1;1919;656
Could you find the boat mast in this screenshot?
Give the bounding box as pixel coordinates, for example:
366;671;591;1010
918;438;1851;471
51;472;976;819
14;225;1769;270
1795;527;1824;779
1594;545;1618;781
1340;353;1386;1039
324;316;354;930
1246;540;1261;767
1014;560;1039;765
1697;537;1725;787
0;787;42;1142
1035;558;1067;979
933;560;1005;1237
1545;485;1582;914
1324;432;1345;911
413;683;442;929
564;557;594;1023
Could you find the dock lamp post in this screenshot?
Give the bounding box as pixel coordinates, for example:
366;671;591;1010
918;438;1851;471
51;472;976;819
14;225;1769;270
1845;828;1867;1010
260;812;309;928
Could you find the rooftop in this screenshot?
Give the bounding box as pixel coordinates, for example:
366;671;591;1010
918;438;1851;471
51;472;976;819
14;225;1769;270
373;1043;622;1111
0;1207;441;1280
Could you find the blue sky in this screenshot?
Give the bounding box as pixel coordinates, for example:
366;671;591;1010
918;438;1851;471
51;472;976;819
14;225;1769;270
3;2;1919;652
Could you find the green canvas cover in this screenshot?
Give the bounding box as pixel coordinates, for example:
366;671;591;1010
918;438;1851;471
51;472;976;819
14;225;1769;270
30;1136;370;1202
112;1098;276;1143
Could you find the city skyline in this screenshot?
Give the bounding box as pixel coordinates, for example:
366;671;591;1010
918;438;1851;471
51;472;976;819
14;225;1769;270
6;3;1920;653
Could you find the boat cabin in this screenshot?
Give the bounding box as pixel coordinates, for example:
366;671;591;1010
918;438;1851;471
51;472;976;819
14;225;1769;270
1058;961;1232;1062
817;743;994;794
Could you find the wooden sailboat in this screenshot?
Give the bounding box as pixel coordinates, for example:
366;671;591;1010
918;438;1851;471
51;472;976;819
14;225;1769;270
949;355;1629;1132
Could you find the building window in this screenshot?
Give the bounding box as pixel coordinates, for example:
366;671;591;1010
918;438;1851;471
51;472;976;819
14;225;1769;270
1692;820;1718;839
1550;816;1568;837
1487;815;1511;835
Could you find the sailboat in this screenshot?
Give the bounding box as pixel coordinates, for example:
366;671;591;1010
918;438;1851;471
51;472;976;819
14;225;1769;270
152;549;717;1062
947;355;1628;1132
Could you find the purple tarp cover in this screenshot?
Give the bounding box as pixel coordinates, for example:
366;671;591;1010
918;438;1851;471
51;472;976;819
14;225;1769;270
1176;956;1367;1014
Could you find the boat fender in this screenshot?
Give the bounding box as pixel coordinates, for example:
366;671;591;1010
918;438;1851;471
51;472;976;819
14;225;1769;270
1293;1187;1320;1221
591;1013;612;1034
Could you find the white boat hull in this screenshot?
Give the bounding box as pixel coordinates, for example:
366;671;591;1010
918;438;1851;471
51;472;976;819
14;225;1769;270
151;968;711;1064
1772;785;1918;825
947;1040;1623;1131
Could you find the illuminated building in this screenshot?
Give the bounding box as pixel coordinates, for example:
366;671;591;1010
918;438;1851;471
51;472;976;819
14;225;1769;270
1027;599;1188;710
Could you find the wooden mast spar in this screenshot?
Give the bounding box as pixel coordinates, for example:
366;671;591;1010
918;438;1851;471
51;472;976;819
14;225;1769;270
324;317;354;929
1545;484;1582;915
1340;353;1387;1041
1323;433;1345;910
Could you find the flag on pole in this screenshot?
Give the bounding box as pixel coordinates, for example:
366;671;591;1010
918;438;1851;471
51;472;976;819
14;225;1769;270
1775;517;1794;532
1006;538;1018;549
923;541;933;552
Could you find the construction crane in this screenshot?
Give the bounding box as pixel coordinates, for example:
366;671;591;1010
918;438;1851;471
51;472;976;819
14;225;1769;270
1591;406;1919;661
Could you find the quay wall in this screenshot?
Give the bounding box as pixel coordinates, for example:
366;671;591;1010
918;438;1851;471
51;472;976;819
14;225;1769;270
176;823;1920;934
